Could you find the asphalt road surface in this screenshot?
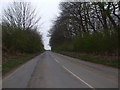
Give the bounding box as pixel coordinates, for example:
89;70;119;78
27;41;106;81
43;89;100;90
3;51;118;88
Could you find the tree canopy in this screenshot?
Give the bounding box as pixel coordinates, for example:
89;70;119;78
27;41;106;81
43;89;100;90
50;2;119;56
2;2;44;54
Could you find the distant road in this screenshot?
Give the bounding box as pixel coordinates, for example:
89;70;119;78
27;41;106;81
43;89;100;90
3;51;118;88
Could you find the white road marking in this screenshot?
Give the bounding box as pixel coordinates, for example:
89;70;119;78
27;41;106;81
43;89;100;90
3;64;26;81
51;53;95;89
54;59;60;63
3;55;40;81
49;53;59;64
62;65;95;89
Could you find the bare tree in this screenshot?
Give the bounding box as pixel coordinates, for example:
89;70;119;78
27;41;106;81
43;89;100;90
3;1;41;30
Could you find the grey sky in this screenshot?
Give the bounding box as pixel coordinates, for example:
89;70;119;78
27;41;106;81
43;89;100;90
0;0;61;50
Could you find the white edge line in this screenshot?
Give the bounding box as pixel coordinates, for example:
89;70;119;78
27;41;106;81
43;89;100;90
3;55;40;81
3;64;26;81
62;65;95;89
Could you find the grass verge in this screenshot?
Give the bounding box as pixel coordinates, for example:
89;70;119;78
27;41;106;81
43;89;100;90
58;51;119;68
2;53;41;75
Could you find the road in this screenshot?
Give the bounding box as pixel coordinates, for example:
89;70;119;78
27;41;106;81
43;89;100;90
3;51;118;88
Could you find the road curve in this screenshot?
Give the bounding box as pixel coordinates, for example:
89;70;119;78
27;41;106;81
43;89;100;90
3;51;118;88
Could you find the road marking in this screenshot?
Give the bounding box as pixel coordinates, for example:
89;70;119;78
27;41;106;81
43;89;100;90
62;65;95;89
49;53;59;64
54;58;60;63
3;55;40;81
3;64;25;81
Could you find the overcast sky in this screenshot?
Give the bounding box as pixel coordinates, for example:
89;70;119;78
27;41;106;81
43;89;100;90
0;0;61;50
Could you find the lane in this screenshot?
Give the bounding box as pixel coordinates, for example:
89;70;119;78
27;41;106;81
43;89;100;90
3;53;45;88
62;65;94;89
50;51;118;88
3;51;118;88
28;51;90;88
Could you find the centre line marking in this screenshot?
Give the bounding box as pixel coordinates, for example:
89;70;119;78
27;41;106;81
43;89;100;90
55;59;60;63
62;65;95;89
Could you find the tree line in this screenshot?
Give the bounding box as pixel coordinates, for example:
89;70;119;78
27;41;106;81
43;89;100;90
50;2;120;56
2;2;44;54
